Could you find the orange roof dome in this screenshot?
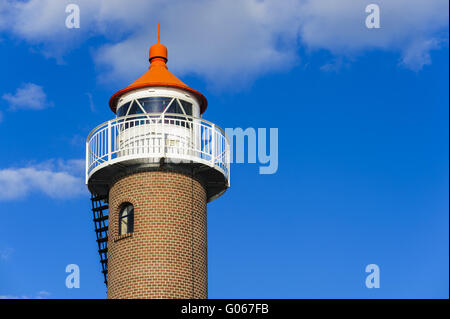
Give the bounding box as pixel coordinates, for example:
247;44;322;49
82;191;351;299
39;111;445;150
109;23;208;114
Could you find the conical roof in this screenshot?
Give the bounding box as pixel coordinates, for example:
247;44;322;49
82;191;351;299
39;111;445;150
109;23;208;114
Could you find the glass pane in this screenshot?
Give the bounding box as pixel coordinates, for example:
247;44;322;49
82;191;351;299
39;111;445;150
119;204;134;235
127;101;144;115
120;217;128;235
180;100;193;116
117;102;130;117
166;99;183;114
128;208;134;233
138;97;172;113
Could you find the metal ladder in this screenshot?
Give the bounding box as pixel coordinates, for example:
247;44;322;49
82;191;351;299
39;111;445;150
91;194;109;286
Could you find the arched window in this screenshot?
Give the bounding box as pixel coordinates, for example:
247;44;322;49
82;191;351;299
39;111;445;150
118;203;134;235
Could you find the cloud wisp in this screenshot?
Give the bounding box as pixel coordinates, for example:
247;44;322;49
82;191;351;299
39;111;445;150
0;159;86;201
0;291;51;299
0;247;13;261
2;83;53;111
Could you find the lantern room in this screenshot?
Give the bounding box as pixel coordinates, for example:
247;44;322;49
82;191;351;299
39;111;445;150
86;23;230;203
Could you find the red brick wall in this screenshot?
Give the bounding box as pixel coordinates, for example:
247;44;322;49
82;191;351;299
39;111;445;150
107;170;207;299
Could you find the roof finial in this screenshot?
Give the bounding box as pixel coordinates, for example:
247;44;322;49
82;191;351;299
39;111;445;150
149;21;168;63
158;21;160;43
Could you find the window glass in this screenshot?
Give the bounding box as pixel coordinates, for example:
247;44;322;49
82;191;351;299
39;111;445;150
119;214;128;235
179;100;193;116
117;102;130;117
138;97;173;113
127;101;144;115
119;204;134;235
166;99;183;114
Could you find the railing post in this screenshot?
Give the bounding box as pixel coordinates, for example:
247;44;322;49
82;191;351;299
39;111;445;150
107;120;112;162
211;124;215;167
162;113;166;158
85;140;89;184
227;139;231;186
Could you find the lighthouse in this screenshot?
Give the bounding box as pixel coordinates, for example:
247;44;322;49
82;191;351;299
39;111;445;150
85;24;230;299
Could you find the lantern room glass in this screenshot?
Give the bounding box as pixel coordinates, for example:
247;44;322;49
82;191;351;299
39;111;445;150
116;97;199;118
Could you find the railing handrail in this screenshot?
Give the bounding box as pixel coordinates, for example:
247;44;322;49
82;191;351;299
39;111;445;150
86;113;230;186
86;113;229;143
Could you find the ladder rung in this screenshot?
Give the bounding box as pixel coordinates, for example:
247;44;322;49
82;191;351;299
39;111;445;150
97;237;108;243
91;194;109;288
96;226;108;233
92;194;108;201
93;215;108;223
93;205;108;212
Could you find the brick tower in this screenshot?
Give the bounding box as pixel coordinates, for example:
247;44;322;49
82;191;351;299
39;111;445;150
86;24;230;299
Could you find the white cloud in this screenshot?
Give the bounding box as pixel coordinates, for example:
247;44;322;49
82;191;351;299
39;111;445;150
0;159;86;201
91;0;303;88
0;0;448;86
2;83;53;110
86;92;95;112
35;291;51;299
0;291;51;299
399;38;441;71
0;295;21;299
297;0;449;70
0;247;13;261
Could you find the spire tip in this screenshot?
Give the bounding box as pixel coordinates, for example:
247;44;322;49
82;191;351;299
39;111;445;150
157;21;160;43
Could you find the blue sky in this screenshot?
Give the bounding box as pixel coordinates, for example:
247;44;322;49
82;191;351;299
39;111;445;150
0;1;448;299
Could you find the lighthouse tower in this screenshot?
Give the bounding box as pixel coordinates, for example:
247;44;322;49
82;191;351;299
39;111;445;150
85;24;230;299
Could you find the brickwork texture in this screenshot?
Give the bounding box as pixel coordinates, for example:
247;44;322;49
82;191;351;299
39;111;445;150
107;170;207;299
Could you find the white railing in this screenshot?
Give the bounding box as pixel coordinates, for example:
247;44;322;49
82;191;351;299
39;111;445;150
86;113;230;185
